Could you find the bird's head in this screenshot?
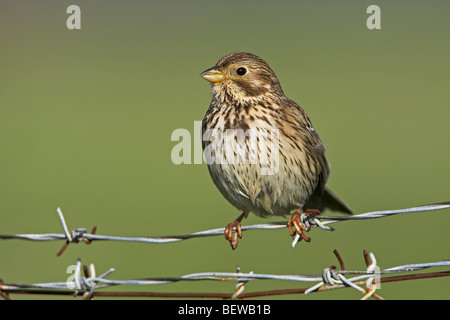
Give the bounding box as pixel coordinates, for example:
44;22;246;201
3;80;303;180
201;52;284;104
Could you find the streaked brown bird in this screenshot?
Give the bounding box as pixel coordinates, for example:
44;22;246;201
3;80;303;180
201;52;352;249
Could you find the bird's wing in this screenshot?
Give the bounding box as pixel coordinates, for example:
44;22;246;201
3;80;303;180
283;98;330;192
282;99;352;214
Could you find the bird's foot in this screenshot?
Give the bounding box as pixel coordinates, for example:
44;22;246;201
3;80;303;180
225;212;246;250
287;208;320;242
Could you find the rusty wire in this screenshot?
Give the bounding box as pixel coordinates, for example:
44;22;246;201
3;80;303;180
1;250;449;300
1;202;449;299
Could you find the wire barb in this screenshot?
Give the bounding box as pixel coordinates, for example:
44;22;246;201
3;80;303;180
0;279;11;300
306;250;388;299
55;208;97;256
231;265;252;300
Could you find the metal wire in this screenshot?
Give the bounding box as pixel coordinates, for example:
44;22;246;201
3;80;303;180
0;201;449;250
1;251;449;300
2;203;449;299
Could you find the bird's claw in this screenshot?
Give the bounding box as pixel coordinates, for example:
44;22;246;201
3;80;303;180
287;209;320;242
225;220;242;250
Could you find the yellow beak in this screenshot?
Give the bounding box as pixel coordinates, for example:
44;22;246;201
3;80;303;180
200;67;226;83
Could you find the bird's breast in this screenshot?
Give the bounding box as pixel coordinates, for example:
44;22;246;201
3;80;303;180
202;101;320;217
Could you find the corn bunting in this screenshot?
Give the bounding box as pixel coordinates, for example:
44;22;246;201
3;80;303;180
201;52;352;249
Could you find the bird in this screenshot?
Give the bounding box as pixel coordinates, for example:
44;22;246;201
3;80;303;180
200;52;352;249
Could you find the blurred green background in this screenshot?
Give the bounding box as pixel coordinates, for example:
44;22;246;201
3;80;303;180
1;0;449;300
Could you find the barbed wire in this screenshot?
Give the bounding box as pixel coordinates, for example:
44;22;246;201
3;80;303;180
0;202;449;254
1;249;449;300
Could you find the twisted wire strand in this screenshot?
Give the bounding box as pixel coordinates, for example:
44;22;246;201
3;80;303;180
0;201;449;245
1;258;449;292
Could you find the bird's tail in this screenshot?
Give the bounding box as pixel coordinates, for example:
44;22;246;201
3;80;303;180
304;185;353;214
321;185;353;214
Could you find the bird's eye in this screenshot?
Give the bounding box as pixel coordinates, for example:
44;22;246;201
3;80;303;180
236;67;247;76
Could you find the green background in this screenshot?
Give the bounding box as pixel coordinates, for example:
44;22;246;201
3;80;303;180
1;0;449;300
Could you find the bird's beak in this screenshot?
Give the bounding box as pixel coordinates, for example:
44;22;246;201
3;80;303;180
201;67;226;83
